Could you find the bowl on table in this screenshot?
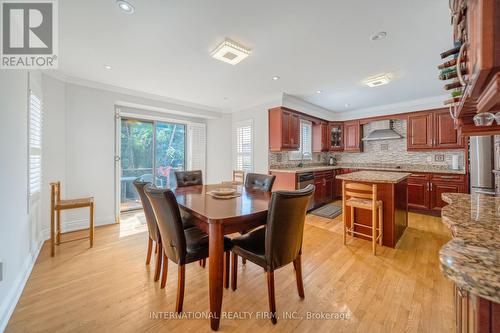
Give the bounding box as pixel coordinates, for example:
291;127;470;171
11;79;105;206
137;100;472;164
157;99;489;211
210;187;237;196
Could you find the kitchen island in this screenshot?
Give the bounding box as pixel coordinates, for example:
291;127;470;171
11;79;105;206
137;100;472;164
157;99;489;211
336;171;410;248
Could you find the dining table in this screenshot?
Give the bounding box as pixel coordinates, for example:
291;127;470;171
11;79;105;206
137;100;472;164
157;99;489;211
173;184;272;330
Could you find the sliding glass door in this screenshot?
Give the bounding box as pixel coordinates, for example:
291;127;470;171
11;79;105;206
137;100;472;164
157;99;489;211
119;117;186;212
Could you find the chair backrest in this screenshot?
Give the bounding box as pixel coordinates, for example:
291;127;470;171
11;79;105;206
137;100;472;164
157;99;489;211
265;184;314;270
50;181;61;207
133;179;159;242
233;170;245;183
343;182;377;203
175;170;203;187
245;173;276;192
144;185;187;264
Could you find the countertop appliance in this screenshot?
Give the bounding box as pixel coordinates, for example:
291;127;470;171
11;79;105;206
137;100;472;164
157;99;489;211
470;136;495;195
297;172;315;210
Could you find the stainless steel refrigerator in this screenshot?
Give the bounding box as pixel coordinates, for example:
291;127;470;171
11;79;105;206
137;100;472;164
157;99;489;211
469;136;496;195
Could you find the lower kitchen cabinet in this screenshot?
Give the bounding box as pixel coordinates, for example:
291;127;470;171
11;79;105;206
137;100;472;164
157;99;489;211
408;173;467;214
313;170;334;208
454;284;500;333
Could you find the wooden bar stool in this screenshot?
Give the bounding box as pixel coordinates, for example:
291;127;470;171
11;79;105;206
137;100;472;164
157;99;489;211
232;170;245;184
50;181;94;257
342;181;383;255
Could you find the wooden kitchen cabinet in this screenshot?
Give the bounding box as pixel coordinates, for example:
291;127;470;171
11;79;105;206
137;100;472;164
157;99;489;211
312;122;329;152
328;122;344;151
343;120;362;152
407;172;467;215
454;284;500;333
269;107;300;151
313;170;334;207
408;109;464;150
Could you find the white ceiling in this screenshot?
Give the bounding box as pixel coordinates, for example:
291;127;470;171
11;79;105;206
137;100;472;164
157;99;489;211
58;0;452;113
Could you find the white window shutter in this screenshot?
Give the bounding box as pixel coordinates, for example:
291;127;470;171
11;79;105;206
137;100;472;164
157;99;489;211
29;92;43;197
289;119;312;160
187;123;206;178
233;119;253;173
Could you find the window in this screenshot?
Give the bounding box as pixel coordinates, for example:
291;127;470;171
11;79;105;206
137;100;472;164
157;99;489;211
234;119;253;172
289;119;312;160
29;92;43;198
187;123;206;176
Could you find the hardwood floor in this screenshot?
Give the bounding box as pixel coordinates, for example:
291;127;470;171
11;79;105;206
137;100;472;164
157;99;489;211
6;211;454;332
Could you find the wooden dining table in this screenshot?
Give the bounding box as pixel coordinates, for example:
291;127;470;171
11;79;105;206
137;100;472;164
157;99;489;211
173;184;272;330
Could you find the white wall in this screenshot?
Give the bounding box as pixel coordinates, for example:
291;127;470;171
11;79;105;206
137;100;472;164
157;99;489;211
206;114;233;183
0;71;39;332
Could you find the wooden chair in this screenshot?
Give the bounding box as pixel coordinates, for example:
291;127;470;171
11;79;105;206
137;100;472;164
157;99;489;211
342;181;383;255
50;182;94;257
232;170;245;184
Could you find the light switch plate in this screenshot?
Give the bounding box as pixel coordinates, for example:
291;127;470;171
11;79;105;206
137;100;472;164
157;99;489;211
435;154;445;162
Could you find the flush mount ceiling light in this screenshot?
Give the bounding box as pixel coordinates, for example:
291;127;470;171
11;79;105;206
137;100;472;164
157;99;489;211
210;38;251;65
116;0;135;14
104;65;112;70
316;90;322;94
363;74;392;87
272;76;280;81
370;31;387;41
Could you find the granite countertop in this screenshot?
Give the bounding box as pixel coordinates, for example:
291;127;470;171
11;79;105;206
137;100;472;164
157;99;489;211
335;171;411;184
269;163;466;175
440;193;500;303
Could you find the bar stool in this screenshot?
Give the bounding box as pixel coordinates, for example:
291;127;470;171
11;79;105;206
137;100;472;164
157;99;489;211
50;181;94;257
342;181;383;255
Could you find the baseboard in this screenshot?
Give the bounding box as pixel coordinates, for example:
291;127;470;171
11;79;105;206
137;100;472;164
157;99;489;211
41;215;116;240
0;236;44;333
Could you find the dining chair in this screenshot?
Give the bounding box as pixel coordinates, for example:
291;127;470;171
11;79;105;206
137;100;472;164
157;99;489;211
232;170;245;184
244;173;276;192
230;184;314;324
134;180;196;281
342;181;383;255
144;185;233;312
175;170;203;187
49;181;94;257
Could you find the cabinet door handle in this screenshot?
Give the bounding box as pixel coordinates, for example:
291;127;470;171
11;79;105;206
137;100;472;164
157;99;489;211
430;182;433;191
427;182;430;191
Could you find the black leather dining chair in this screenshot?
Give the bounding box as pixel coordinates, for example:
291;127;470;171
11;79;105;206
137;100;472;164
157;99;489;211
230;185;314;324
133;180;195;282
175;170;203;187
144;185;233;313
244;173;276;192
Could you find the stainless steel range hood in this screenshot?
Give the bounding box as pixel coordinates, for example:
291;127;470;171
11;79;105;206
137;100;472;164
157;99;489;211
362;120;402;141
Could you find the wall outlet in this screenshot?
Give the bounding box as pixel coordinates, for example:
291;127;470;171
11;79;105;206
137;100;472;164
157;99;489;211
380;143;389;151
435;154;445;162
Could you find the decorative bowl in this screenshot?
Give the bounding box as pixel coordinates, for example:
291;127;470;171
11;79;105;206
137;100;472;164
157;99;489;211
211;188;237;196
473;113;495;127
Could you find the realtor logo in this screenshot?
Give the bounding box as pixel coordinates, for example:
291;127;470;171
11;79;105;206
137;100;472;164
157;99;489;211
1;0;58;69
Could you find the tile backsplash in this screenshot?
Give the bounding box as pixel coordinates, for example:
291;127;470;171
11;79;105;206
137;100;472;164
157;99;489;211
269;119;465;170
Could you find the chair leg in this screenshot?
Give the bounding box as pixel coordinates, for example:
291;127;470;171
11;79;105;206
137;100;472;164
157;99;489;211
350;206;355;239
199;260;203;267
89;203;94;248
372;207;377;255
146;238;153;265
224;251;230;289
293;255;305;298
342;205;347;245
266;271;277;325
160;254;168;289
231;252;238;291
242;258;246;265
50;207;55;257
176;265;186;313
202;258;206;268
155;242;158;254
378;204;383;246
154;241;162;282
56;209;61;245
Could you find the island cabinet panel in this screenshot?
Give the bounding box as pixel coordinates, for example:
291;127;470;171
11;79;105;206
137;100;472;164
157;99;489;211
342;180;408;248
269;107;300;151
343;121;362;152
454;284;500;333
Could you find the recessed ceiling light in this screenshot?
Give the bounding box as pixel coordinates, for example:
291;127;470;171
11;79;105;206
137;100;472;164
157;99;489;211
104;65;112;70
370;31;387;41
272;76;280;81
116;0;135;14
363;73;392;87
316;90;322;94
344;103;350;108
210;38;251;65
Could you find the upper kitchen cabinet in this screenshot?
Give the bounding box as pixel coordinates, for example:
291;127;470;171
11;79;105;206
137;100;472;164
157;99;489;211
343;120;362;152
328;122;344;151
407;109;464;150
312;122;329;152
269;107;300;151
